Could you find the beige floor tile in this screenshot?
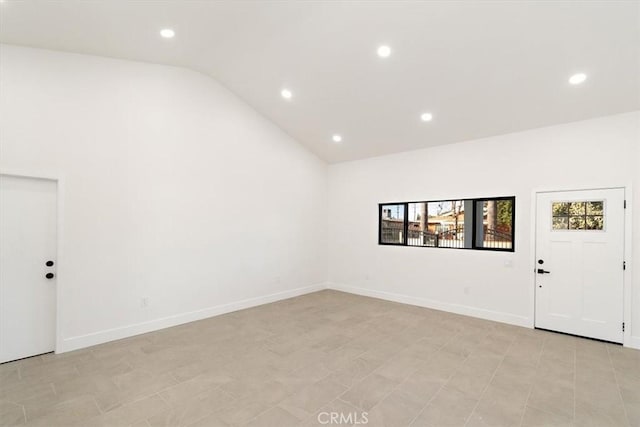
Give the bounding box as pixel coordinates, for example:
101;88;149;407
245;406;300;427
52;373;120;402
25;395;100;427
541;345;576;366
409;386;478;426
185;412;231;427
274;363;332;395
395;370;447;407
328;356;384;388
444;366;494;399
213;395;271;426
416;351;466;381
279;377;347;419
521;406;574;427
575;378;624;411
0;382;55;404
96;394;169;426
462;351;504;374
402;338;441;361
481;380;530;412
149;387;235;426
279;349;327;373
248;379;294;406
76;354;133;378
20;391;63;422
0;363;21;383
466;390;525;427
339;373;399;411
159;373;231;407
534;358;574;388
574;398;629;427
364;389;424;427
0;400;26;426
19;360;80;386
475;334;513;357
527;380;574;418
319;345;367;372
441;336;479;359
115;369;175;392
625;402;640;427
302;398;363;427
577;359;617;382
311;334;352;353
0;291;638;427
374;354;424;383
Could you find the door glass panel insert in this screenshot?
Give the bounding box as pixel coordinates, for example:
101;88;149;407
570;216;586;230
587;201;603;215
552;216;568;230
552;201;604;230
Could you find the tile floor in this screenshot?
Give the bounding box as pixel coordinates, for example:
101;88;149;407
0;290;639;427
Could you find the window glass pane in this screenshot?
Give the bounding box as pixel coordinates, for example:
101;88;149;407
552;200;604;231
586;216;604;230
552;216;568;230
380;204;405;244
379;197;515;251
474;198;513;249
569;216;585;230
427;201;466;248
552;202;569;216
569;202;586;216
587;201;603;215
407;202;435;247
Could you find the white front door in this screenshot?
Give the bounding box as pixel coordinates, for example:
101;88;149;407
535;188;625;343
0;175;57;363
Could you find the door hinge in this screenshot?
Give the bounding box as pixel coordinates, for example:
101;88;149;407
623;261;626;270
623;322;625;332
624;200;626;209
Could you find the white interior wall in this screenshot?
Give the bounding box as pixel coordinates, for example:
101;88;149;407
327;112;640;348
1;44;638;353
634;136;640;347
0;45;328;352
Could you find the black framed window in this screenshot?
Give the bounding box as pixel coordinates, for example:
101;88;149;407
406;201;467;248
379;203;406;245
379;196;515;252
472;197;515;250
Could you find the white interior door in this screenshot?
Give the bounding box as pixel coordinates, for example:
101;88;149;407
0;175;57;363
535;188;625;343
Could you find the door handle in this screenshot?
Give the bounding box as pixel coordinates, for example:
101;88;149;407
45;273;55;279
537;269;551;274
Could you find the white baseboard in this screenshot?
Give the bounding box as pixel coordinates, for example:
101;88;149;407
327;282;532;328
627;336;640;350
59;282;328;353
60;281;636;354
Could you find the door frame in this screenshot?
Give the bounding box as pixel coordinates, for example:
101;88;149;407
1;169;65;356
531;185;633;348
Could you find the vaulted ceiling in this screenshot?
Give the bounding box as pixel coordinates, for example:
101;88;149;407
1;1;638;163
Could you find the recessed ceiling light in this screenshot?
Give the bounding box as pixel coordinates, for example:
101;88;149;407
281;89;293;100
569;73;587;85
160;28;175;39
332;134;343;143
420;112;433;122
377;45;392;58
